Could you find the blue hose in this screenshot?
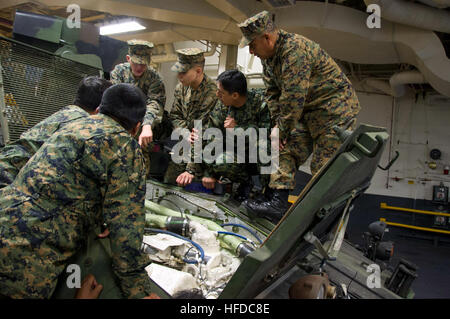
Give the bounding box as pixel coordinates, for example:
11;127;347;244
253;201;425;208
144;228;205;264
220;223;263;244
217;231;249;241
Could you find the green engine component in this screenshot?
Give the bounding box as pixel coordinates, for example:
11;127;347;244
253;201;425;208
13;11;103;70
145;200;255;257
0;36;103;145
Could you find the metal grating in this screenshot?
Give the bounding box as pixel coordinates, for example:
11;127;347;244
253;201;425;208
0;37;101;143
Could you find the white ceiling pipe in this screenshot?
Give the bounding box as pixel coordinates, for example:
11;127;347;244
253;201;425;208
389;70;427;97
152;43;217;64
416;0;450;8
364;0;450;33
203;43;218;57
362;78;394;96
362;71;427;97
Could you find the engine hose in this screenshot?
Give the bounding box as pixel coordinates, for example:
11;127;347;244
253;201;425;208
146;200;247;257
166;216;189;237
144;227;205;264
217;231;248;241
216;231;256;257
220;223;263;244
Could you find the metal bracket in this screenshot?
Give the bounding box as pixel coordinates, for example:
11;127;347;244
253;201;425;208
378;151;399;171
326;190;357;259
304;190;357;262
304;231;336;262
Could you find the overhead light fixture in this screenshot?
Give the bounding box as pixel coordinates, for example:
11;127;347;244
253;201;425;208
99;20;146;35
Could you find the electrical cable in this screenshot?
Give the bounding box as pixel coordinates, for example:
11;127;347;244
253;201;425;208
220;223;263;244
144;227;204;264
157;197;184;217
217;231;248;241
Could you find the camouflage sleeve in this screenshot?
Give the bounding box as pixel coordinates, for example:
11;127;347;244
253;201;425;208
186;93;220;177
0;117;65;189
102;141;152;299
143;72;166;127
169;85;188;130
275;49;313;140
109;65;123;85
202;101;227;178
195;90;219;129
263;72;281;127
259;100;271;130
186;162;206;178
234;99;271;144
0;106;89;188
202;162;215;178
205;100;227;130
0;140;39;188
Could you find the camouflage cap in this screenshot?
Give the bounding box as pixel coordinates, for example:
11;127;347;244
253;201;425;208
127;39;154;66
237;11;273;48
171;48;205;73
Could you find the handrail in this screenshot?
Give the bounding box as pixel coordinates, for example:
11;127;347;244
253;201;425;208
380;202;450;217
380;218;450;235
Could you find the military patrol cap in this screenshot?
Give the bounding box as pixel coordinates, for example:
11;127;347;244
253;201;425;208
238;11;274;48
171;48;205;73
127;39;154;66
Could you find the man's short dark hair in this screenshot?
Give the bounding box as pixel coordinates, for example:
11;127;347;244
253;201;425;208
98;83;146;130
73;76;112;112
217;69;247;96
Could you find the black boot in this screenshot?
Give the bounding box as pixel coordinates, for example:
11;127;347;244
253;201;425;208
249;186;272;203
233;183;251;202
243;189;289;223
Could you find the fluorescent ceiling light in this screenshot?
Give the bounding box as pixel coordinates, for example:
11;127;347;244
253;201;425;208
99;21;146;35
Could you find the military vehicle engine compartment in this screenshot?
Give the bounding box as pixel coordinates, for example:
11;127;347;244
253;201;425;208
143;181;270;298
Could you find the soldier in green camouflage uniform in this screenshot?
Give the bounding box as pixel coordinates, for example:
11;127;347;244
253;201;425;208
164;48;219;187
201;70;271;198
0;76;111;189
0;84;153;299
110;40;166;176
238;11;361;222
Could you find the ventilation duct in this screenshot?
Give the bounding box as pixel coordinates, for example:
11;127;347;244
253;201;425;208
389;71;427;97
363;79;395;96
273;1;450;97
363;0;450;34
363;71;428;97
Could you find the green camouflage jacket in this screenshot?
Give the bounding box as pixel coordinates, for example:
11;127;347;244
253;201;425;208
262;29;361;140
0;114;151;299
202;88;270;177
207;88;270;132
110;62;166;126
169;74;218;131
169;75;218;174
0;105;89;189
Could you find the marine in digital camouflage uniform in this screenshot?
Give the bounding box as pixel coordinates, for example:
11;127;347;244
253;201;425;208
0;84;152;299
110;40;166;176
0;76;111;189
164;48;219;186
238;11;361;222
201;70;271;198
